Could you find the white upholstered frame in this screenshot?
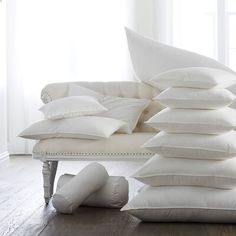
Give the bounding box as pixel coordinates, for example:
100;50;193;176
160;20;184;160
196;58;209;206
33;81;160;203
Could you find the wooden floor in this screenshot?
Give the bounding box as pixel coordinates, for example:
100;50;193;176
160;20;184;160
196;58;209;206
1;156;236;236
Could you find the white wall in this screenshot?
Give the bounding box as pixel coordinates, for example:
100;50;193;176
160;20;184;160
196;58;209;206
0;0;8;159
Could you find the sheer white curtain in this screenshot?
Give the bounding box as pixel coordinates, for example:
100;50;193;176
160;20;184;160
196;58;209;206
7;0;136;154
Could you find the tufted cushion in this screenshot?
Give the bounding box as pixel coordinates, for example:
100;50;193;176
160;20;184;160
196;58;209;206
41;81;162;132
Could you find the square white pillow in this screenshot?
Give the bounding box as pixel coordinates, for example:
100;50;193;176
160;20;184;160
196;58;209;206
121;186;236;222
146;107;236;134
155;87;235;109
125;27;235;86
132;155;236;189
142;131;236;160
19;116;130;140
149;67;236;90
68;84;150;132
39;96;107;120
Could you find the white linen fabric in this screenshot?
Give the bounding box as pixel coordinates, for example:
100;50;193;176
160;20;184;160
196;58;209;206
52;163;109;214
39;96;107;120
146;107;236;134
121;186;236;222
33;133;155;159
125;27;235;88
132;155;236;189
142;131;236;160
19;116;130;140
68;84;150;132
57;174;129;208
155;87;236;109
150;67;236;90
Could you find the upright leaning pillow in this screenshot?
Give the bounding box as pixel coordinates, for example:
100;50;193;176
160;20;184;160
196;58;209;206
19;116;130;140
39;96;107;119
155;87;235;109
146;107;236;134
149;67;236;90
68;84;150;132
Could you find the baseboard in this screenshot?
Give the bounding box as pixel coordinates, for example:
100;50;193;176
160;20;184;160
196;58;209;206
0;151;9;162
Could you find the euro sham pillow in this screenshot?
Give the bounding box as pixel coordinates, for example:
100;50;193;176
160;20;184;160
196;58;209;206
125;27;235;87
39;96;107;120
68;84;150;132
149;67;236;90
19;116;130;140
132;155;236;189
142;131;236;160
155;87;235;109
146;107;236;134
121;186;236;222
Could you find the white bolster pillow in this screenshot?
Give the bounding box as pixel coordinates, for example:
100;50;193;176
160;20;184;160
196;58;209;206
57;174;129;208
52;162;109;213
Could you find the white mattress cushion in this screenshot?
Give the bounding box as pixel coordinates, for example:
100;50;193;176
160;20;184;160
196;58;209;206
125;27;234;87
33;132;155;158
121;186;236;222
146;107;236;134
132;155;236;189
150;67;236;90
68;84;150;132
155;87;236;109
39;96;107;119
57;174;129;208
142;131;236;160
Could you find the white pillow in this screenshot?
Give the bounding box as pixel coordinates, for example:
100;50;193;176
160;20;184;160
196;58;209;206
19;116;130;140
142;131;236;160
57;174;129;208
68;84;150;132
52;163;109;214
155;87;236;109
121;186;236;222
125;27;235;86
39;96;107;120
149;67;236;89
132;155;236;189
146;107;236;135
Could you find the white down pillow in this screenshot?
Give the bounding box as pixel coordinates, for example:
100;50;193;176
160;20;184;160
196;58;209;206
121;186;236;222
39;96;107;120
125;27;235;86
142;131;236;160
146;107;236;134
132;155;236;189
19;116;130;140
68;84;150;132
155;87;236;109
149;67;236;90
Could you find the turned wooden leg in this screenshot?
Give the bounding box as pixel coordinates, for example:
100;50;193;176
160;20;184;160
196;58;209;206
49;161;58;196
42;161;51;204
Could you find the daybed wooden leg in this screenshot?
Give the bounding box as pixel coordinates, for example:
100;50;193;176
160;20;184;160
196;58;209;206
42;161;51;204
49;161;58;197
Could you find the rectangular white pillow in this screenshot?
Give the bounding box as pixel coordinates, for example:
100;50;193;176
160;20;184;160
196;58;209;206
19;116;130;140
39;96;107;120
146;107;236;134
155;87;236;109
68;84;150;132
121;186;236;222
132;155;236;189
142;131;236;160
149;67;236;89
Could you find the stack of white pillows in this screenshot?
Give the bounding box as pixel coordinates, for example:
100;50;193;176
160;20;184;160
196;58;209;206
121;28;236;222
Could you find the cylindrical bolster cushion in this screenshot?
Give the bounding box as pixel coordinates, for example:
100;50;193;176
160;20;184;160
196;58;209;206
52;162;109;213
57;174;129;208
